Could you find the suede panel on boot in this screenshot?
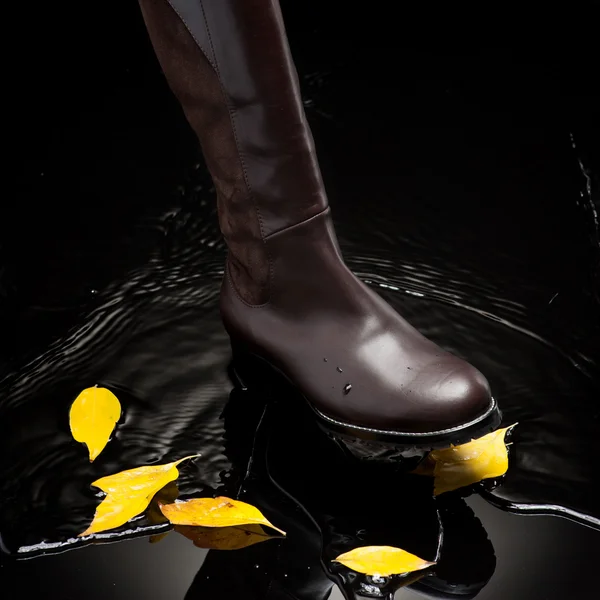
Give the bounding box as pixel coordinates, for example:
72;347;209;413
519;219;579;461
138;0;269;304
162;0;330;237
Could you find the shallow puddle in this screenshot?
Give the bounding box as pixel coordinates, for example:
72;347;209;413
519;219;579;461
2;2;599;598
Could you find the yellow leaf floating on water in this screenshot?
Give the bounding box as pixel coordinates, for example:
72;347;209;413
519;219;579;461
175;523;280;550
333;546;435;577
69;386;121;462
159;497;286;536
416;425;516;496
80;455;198;536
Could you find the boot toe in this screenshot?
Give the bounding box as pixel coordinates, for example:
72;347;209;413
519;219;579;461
332;357;496;437
416;361;494;433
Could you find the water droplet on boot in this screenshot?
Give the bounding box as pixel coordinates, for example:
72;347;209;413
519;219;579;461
343;383;352;394
324;358;328;362
336;366;343;373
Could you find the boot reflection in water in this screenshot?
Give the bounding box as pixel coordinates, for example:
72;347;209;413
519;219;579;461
182;387;497;600
182;461;496;600
137;0;501;450
182;490;496;599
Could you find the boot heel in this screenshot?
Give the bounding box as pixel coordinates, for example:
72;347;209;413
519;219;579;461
229;339;277;394
229;339;252;390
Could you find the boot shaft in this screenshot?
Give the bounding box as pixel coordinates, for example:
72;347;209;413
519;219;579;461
139;0;330;303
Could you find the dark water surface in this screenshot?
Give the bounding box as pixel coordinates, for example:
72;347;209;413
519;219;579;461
3;1;600;598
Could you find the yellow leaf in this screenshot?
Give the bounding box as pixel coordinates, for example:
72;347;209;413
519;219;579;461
424;425;515;495
69;386;121;462
159;497;286;536
175;523;280;550
80;455;198;536
333;546;435;577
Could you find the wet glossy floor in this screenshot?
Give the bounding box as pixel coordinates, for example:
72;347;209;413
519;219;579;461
2;1;599;598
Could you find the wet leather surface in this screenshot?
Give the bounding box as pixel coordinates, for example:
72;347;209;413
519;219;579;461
222;210;494;434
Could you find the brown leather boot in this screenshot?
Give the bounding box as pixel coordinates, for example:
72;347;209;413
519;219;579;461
138;0;501;449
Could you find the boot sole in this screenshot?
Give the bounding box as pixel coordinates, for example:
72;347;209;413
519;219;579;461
230;340;502;455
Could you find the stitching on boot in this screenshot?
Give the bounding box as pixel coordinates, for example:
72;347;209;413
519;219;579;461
263;206;331;241
195;2;272;305
226;260;271;309
165;0;218;71
166;0;272;305
225;207;332;309
200;17;273;304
